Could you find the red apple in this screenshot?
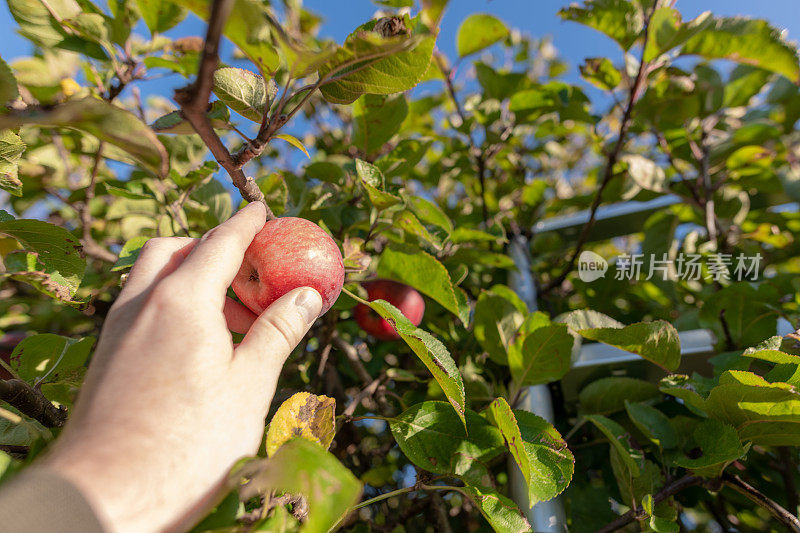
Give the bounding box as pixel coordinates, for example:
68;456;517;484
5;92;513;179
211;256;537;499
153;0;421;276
0;332;25;380
354;280;425;340
232;217;344;316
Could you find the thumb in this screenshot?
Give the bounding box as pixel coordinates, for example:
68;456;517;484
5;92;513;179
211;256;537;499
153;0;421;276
234;287;322;369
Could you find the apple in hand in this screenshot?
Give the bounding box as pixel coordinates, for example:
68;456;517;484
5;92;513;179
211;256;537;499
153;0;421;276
354;280;425;340
232;217;344;316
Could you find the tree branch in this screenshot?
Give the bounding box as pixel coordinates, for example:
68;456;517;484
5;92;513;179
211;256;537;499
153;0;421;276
595;475;705;533
173;0;273;216
80;143;118;264
722;473;800;533
435;52;489;225
0;379;67;428
543;7;657;294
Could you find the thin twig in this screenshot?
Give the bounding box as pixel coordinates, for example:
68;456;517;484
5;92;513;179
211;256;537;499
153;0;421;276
543;6;657;294
342;375;385;417
595;475;705;533
332;335;372;384
722;473;800;532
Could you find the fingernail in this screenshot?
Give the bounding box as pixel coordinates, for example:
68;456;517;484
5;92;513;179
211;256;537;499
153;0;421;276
294;288;323;324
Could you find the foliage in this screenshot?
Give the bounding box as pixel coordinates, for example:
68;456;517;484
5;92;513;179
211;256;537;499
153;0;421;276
1;0;800;531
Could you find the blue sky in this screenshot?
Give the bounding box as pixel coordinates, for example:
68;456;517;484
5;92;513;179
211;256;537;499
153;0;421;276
1;1;798;179
2;1;798;89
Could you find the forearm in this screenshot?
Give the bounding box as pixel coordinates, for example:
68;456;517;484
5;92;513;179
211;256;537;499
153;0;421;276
0;467;106;533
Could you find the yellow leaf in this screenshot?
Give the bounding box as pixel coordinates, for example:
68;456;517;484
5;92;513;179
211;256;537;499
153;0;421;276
266;392;336;456
274;133;310;158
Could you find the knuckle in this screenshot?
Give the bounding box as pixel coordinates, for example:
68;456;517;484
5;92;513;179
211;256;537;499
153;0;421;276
259;313;302;352
141;237;167;254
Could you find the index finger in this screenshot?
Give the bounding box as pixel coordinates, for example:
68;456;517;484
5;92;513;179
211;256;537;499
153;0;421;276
172;201;266;298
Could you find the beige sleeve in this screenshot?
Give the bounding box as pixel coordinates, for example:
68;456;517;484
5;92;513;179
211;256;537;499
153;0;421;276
0;468;106;533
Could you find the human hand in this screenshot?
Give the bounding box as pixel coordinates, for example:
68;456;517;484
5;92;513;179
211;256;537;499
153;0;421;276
42;202;323;533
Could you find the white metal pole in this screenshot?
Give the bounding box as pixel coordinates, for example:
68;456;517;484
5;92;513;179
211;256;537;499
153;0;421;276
507;235;567;532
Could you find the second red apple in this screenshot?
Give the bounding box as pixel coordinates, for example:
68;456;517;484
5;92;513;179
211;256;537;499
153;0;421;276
354;279;425;340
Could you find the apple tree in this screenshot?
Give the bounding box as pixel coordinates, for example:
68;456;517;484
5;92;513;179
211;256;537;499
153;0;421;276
1;0;800;531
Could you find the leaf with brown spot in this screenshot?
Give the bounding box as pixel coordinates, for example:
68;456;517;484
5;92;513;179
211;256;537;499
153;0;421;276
235;439;361;533
266;392;336;457
0;215;87;305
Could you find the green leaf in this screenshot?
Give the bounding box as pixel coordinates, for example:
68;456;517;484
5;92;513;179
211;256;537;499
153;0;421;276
274;134;310;159
557;309;623;331
464;485;532;533
475;62;526;100
10;334;94;385
0;217;87;302
724;65;772;108
579;377;661;416
265;392;336;457
62;13;111;47
698;283;777;349
389;401;504;486
622;154;668;193
576;320;681;371
112;236;150;272
256;173;289;216
305;161;346;183
559;0;643;51
586;414;643;477
456;14;509;58
643;8;713;62
672;419;746;477
509;324;573;388
680;16;800;83
212;67;274;122
238;439;361;533
170;160;219;189
0;56;20;105
738;422;800;447
405;195;452;235
0;131;25;197
394;209;441;249
7;0;81;48
473;288;527;365
136;0;187;35
377;244;470;325
365;299;465;425
352;94;408;155
377;138;431;178
704;377;800;446
152;100;231;134
579;57;621;91
0;97;168;177
486;398;574;506
190;178;232;226
355;158;401;209
658;375;707;416
624;401;677;449
173;0;280;74
317;15;435;104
